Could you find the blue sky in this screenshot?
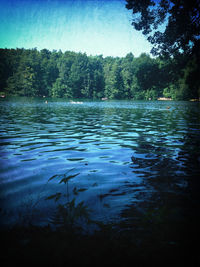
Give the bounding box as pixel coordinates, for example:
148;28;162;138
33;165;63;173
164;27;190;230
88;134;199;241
0;0;153;57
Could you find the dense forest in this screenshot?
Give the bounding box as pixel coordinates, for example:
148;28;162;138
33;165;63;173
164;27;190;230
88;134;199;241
0;48;199;100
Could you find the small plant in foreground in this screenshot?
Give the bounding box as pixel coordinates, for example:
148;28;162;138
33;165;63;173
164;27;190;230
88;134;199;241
46;169;92;232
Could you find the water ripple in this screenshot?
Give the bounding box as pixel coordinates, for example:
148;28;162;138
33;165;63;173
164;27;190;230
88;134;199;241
0;99;200;226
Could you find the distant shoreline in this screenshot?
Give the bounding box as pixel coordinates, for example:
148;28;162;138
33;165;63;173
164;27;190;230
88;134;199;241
1;95;200;102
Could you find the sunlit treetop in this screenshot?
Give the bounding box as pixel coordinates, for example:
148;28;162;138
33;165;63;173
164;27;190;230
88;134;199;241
126;0;200;57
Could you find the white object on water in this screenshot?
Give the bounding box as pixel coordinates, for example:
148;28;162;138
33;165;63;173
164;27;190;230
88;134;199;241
70;101;83;104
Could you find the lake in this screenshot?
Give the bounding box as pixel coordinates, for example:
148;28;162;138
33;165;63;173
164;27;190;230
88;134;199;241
0;98;200;228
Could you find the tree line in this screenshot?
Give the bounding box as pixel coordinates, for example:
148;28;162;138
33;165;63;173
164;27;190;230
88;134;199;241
0;48;199;100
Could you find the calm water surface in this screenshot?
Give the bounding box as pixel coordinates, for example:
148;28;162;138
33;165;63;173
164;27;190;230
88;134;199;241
0;98;200;227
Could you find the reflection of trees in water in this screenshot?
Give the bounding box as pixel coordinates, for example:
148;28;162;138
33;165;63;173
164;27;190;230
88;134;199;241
177;132;200;201
122;106;200;261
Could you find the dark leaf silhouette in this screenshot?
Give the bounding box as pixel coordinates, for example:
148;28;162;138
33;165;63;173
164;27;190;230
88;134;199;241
78;188;87;192
73;187;87;195
45;192;62;202
59;173;80;184
48;168;76;182
48;174;58;182
49;199;91;228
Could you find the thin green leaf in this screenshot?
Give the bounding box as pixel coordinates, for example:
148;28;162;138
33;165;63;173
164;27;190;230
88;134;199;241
45;192;62;202
48;168;75;182
59;173;80;184
78;188;87;192
48;174;58;182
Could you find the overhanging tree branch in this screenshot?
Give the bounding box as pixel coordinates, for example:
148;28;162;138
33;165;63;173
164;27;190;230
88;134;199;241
126;0;200;57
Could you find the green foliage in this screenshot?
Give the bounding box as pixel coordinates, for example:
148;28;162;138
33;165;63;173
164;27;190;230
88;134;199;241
46;170;92;232
0;48;199;100
51;78;70;98
45;193;62;202
59;173;80;184
163;85;176;99
144;88;158;100
49;199;91;230
126;0;200;57
126;0;200;101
